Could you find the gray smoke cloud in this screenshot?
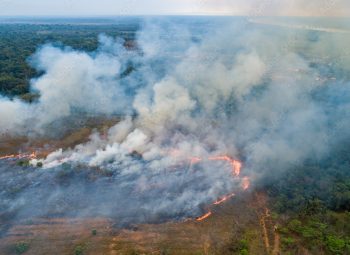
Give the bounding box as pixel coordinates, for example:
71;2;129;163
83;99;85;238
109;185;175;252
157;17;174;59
1;17;350;224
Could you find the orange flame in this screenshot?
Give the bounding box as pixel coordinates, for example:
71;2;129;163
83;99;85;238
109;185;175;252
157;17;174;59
0;154;16;160
196;211;212;221
208;156;242;176
189;155;249;222
0;152;37;160
189;155;242;177
213;193;235;205
241;177;250;190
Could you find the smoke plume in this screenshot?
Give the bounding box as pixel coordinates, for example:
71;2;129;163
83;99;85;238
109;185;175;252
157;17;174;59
1;17;350;224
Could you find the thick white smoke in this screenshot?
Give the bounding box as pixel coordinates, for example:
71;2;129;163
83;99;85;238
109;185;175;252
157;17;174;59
1;17;350;221
0;35;134;135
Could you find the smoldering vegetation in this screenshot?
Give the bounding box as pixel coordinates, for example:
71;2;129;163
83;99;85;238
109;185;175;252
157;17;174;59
0;17;350;228
0;157;241;226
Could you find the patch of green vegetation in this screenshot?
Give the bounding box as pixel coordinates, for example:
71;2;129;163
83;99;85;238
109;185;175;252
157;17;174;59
226;238;249;255
239;248;249;255
238;239;249;251
281;237;295;248
278;227;289;235
91;229;97;236
277;214;350;254
326;235;346;254
14;242;29;254
17;160;30;167
74;245;84;255
287;219;302;233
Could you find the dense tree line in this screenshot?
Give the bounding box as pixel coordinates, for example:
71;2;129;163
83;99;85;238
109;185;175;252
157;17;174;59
267;141;350;254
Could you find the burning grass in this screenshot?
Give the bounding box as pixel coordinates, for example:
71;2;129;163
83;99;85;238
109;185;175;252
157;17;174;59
0;131;262;254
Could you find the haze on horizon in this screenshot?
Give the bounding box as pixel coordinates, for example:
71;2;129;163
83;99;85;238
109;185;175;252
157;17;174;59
0;0;349;17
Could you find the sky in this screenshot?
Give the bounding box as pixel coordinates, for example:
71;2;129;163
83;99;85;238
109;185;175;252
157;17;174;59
0;0;349;16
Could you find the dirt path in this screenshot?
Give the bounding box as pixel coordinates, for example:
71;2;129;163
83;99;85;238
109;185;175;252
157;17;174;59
255;193;281;255
272;226;280;255
260;207;271;253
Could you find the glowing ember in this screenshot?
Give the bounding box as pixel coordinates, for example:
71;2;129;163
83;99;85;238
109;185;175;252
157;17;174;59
196;211;212;221
232;160;242;176
213;193;235;205
241;177;250;190
168;149;181;157
189;157;202;165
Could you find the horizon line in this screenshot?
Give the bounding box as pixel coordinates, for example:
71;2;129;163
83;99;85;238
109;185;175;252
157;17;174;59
0;14;349;18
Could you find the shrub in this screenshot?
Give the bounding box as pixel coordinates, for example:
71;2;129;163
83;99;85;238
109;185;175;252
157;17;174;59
278;227;289;235
288;219;302;233
239;239;249;249
282;237;295;248
301;226;319;239
239;248;249;255
74;245;84;255
17;160;30;167
14;242;29;254
91;229;97;236
238;239;249;254
326;235;345;254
